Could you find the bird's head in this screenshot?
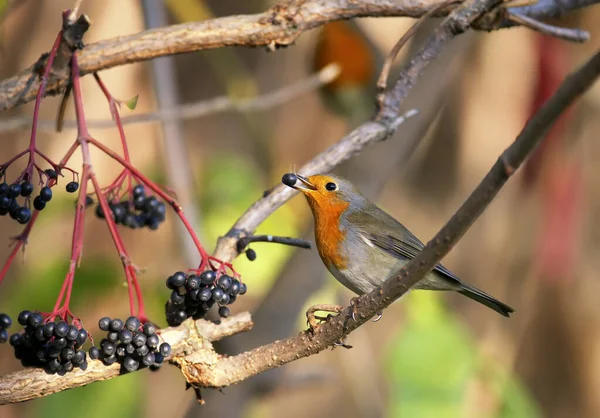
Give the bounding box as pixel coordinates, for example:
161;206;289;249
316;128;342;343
282;173;365;216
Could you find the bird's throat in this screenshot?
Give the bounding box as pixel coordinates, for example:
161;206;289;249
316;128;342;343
306;196;349;270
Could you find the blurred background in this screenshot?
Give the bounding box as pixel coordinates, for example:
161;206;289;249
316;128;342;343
0;0;599;417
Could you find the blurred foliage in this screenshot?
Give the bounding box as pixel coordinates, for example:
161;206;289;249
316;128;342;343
1;256;119;320
200;153;299;295
0;0;9;17
385;292;541;418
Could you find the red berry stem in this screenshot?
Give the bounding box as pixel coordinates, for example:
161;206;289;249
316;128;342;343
70;52;147;321
0;210;41;285
85;136;212;267
93;73;134;196
25;29;64;183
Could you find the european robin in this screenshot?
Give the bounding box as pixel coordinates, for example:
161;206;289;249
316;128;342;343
282;173;514;317
312;21;380;125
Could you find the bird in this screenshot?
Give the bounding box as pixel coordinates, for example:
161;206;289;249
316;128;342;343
312;21;381;126
282;172;514;317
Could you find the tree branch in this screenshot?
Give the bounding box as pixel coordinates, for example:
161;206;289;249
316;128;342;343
0;313;253;405
0;0;594;113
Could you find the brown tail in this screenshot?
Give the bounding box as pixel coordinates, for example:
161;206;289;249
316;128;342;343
458;283;514;317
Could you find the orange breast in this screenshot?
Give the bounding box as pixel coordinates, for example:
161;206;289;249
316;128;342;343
313;21;376;92
307;197;349;270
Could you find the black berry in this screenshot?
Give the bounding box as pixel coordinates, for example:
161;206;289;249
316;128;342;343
39;186;52;202
20;182;34;197
109;318;124;332
125;316;140;332
7;183;21;198
98;317;111;331
218;306;231;318
66;181;79;193
159;343;171;357
142;322;156;336
17;310;31;326
123;356;139;372
246;248;257;261
33;196;46;211
45;169;58;179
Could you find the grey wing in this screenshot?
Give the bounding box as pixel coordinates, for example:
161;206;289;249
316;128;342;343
359;215;461;283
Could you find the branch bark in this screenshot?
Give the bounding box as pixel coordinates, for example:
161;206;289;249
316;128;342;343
0;313;253;404
0;0;594;113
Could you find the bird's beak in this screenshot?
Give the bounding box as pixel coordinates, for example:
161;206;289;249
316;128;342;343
292;174;317;192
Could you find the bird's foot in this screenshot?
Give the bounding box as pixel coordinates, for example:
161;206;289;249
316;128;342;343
332;337;353;349
306;304;345;331
349;297;360;322
371;311;383;322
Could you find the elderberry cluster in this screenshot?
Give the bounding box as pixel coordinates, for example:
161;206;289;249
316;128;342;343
0;313;12;343
89;316;171;372
0;181;36;224
9;310;88;373
94;185;166;230
0;175;79;224
165;270;247;326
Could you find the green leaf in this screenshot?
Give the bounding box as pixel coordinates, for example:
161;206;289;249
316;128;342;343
385;292;540;418
124;95;139;110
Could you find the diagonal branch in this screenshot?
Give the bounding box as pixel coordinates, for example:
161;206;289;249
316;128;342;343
0;0;595;113
183;47;600;389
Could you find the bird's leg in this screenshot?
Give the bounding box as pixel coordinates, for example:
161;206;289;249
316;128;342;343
306;304;345;330
371;311;383;322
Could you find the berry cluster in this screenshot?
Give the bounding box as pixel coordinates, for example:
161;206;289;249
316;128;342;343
0;175;80;224
0;181;37;224
0;313;12;343
165;270;247;326
94;185;166;230
9;310;88;373
89;316;171;372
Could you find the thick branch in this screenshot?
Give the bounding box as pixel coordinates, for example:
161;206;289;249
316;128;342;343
0;0;594;113
185;48;600;388
0;313;253;405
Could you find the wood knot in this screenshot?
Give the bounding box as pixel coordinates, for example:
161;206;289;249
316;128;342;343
473;7;507;32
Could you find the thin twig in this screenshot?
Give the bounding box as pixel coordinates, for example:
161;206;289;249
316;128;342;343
0;64;340;133
236;235;312;253
0;0;593;113
67;0;84;24
507;11;590;42
509;0;598;18
377;0;459;93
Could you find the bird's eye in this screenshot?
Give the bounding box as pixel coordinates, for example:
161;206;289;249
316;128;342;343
325;182;337;191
